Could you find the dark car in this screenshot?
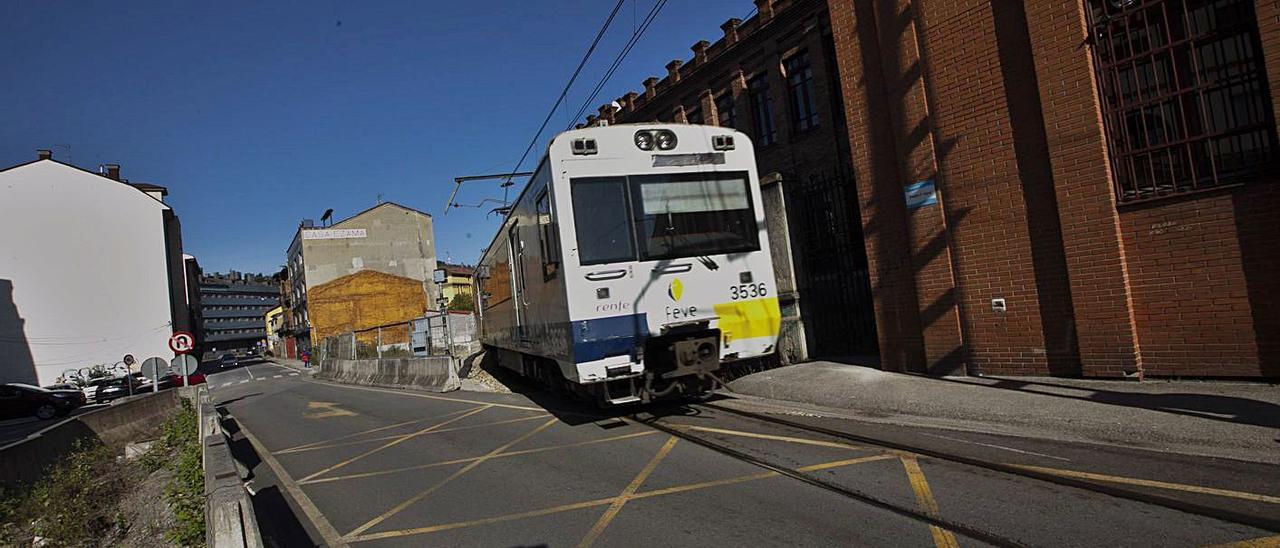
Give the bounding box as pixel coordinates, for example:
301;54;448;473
0;383;86;420
94;376;142;404
218;354;238;369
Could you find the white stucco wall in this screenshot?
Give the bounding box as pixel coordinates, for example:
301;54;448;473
0;161;174;384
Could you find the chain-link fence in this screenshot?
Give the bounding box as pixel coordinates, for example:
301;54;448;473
317;313;478;367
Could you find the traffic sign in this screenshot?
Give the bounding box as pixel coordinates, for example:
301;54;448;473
169;332;195;354
171;354;198;376
140;357;167;380
123;354;136;366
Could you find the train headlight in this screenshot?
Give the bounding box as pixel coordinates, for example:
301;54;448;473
655;130;678;150
634;131;655;151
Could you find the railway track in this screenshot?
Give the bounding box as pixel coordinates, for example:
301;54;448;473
629;398;1280;546
630;405;1028;548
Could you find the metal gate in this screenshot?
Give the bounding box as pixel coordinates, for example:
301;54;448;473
790;170;878;357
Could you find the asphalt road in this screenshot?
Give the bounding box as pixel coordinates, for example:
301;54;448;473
208;361;1280;547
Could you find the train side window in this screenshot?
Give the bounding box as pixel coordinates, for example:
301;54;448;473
536;189;560;280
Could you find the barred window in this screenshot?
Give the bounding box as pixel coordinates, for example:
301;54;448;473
1087;0;1276;203
785;51;819;131
715;92;736;129
748;74;778;146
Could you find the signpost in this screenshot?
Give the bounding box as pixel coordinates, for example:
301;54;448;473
171;354;198;387
168;332;195;355
140;357;167;394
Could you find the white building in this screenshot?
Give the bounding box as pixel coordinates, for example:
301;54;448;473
0;151;194;385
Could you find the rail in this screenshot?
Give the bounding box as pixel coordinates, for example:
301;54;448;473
694;400;1280;533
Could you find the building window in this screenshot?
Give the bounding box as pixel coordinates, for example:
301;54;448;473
1087;0;1276;203
686;105;703;125
715;92;736;129
748;74;777;146
784;51;819;131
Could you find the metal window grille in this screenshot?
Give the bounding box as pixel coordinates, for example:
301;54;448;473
1086;0;1277;204
748;74;778;146
715;92;737;129
785;51;819;131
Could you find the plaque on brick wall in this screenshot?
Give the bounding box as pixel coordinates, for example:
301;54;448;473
905;179;937;210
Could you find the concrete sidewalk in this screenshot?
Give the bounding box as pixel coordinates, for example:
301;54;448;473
267;356;315;374
727;361;1280;464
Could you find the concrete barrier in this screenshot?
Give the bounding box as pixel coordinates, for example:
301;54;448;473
0;390;181;486
196;386;263;548
317;356;459;392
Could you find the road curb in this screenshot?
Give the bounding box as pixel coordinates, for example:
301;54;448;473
194;386;263;548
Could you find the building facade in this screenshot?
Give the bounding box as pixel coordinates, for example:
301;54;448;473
439;264;475;309
592;0;1279;378
0;152;195;385
199;277;280;352
264;305;285;357
285;202;438;351
593;0;877;364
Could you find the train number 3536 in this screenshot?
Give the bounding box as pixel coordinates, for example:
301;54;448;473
730;283;768;300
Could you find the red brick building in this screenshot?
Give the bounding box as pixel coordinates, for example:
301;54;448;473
595;0;1279;378
594;0;881;364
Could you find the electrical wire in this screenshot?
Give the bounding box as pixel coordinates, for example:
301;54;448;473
567;0;669;129
498;0;629;205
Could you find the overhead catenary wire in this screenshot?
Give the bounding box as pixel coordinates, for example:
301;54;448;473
567;0;669;129
497;0;629;205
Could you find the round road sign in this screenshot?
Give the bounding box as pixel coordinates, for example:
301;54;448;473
169;332;195;354
123;354;136;366
171;354;198;376
140;357;168;380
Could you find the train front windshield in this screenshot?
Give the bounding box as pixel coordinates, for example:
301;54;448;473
571;171;760;265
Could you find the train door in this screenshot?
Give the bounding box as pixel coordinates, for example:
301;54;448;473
508;222;530;342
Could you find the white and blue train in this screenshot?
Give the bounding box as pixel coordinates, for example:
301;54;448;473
475;124;781;404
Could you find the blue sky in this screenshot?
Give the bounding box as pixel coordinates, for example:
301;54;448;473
0;0;755;274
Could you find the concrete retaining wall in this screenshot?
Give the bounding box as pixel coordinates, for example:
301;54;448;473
0;390;180;486
318;356;459;392
196;386;262;548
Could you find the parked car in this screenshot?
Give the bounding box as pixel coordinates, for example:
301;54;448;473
80;377;109;402
95;376;142;404
0;383;86;420
218;354;238;369
43;382;79;392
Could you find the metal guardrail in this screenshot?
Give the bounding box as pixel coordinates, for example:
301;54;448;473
194;386;263;548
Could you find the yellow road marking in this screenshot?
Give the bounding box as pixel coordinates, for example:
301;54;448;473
282;413;552;455
276;408;472;453
1009;464;1280;505
678;424;873;452
239;418;349;547
345;417;560;539
902;456;961;548
350;497;618;542
302;430;658;485
298;405;491;483
346;453;895;543
304;378;548;412
1204;535;1280;547
305;401;357;419
578;436;680;548
635;454;897;500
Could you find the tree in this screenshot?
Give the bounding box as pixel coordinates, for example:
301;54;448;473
447;292;475;312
